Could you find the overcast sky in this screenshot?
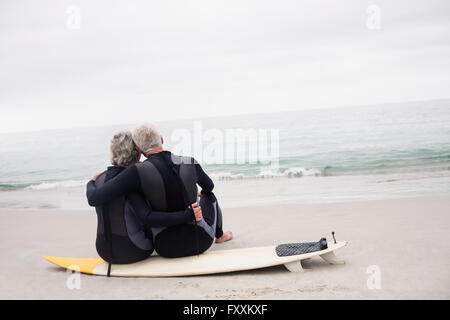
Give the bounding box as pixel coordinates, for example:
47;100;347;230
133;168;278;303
1;0;449;133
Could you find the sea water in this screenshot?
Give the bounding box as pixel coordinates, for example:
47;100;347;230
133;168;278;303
0;99;449;209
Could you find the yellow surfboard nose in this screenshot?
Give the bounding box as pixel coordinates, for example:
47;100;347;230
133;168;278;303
43;256;103;275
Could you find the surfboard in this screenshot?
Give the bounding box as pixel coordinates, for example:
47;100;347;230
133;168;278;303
43;240;347;277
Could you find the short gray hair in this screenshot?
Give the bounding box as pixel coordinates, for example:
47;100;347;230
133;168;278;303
110;131;139;167
132;123;162;152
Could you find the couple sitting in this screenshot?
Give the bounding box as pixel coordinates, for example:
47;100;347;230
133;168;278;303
86;123;232;267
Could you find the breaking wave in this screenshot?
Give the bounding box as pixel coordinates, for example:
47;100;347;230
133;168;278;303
209;167;323;181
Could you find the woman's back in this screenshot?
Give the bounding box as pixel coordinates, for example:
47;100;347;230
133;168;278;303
94;166;153;264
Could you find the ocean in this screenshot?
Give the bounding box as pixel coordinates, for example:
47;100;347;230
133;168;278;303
1;99;449;209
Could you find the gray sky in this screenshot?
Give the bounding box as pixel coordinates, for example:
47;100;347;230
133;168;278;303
1;0;449;133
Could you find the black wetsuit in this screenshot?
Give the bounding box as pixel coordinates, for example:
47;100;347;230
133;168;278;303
87;151;224;258
92;165;194;264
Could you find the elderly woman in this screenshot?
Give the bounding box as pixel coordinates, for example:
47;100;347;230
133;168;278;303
90;131;196;274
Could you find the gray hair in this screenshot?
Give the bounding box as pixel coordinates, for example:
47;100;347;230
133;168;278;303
132;123;162;153
110;131;139;167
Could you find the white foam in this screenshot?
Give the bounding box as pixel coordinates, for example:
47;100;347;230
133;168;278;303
284;167;323;177
209;172;246;181
26;180;87;190
210;167;323;181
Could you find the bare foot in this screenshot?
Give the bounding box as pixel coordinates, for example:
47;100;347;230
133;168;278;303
215;231;233;243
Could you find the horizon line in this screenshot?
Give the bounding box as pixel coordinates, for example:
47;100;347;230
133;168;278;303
1;97;449;135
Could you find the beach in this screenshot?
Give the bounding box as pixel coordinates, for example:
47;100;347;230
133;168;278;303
2;0;450;305
1;194;449;300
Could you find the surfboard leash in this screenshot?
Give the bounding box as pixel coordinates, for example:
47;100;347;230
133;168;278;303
104;206;113;277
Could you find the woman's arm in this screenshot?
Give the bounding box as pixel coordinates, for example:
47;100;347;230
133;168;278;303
86;165;141;206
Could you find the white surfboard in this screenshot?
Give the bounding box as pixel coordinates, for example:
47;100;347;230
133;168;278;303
44;240;347;277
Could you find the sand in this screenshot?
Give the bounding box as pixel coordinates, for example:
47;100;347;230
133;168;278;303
0;194;449;299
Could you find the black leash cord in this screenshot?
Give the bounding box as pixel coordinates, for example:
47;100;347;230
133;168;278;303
104;206;113;277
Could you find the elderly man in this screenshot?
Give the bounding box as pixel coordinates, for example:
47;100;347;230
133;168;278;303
87;123;232;258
